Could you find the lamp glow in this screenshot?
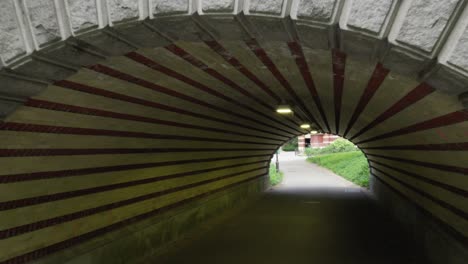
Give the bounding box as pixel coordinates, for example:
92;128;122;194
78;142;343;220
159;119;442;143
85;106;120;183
311;130;318;134
276;105;293;114
300;124;311;129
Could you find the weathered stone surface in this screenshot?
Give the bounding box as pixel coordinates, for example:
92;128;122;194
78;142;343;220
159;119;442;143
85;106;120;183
152;0;189;15
67;0;98;32
347;0;393;34
449;25;468;71
27;0;60;45
297;0;336;22
109;0;139;22
426;65;468;94
202;0;235;12
248;0;284;15
396;0;459;52
0;0;26;62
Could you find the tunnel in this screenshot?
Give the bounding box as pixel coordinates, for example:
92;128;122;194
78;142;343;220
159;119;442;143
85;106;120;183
0;0;467;263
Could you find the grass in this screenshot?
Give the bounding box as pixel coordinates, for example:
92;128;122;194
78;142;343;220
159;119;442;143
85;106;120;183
307;151;370;188
269;163;284;186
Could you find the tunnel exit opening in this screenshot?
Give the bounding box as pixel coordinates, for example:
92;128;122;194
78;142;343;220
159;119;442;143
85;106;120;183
271;134;370;189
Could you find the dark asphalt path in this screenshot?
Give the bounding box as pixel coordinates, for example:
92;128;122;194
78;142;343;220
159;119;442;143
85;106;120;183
150;153;425;264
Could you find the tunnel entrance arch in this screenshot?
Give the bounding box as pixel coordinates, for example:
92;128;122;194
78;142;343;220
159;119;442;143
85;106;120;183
0;1;467;263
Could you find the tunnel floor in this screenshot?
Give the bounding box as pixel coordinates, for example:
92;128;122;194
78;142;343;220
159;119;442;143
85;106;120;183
147;152;426;264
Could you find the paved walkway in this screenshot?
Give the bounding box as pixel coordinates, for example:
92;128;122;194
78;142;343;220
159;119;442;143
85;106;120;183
151;152;425;264
278;152;357;189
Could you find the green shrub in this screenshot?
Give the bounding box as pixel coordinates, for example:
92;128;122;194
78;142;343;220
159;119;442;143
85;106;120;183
320;138;356;154
282;137;298;152
307;151;370;188
305;147;321;157
269;163;284;186
305;138;357;156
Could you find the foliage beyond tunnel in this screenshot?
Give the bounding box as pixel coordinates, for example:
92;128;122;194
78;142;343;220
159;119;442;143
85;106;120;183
269;163;284;186
307;151;370;188
281;138;298;152
305;138;357;156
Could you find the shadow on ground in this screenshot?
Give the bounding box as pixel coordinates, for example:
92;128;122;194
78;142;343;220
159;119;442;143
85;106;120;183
149;152;426;264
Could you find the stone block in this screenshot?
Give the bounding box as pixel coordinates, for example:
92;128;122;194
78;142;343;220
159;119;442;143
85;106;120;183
202;0;236;13
67;0;99;33
396;0;460;53
296;0;337;23
108;0;140;23
26;0;61;46
247;0;285;16
152;0;190;16
347;0;393;34
0;0;26;62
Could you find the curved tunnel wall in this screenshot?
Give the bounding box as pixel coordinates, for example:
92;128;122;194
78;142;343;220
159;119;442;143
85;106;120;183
0;0;467;263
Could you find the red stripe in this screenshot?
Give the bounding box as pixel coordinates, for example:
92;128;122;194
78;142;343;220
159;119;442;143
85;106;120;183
204;41;281;102
367;153;467;175
54;80;291;137
164;44;278;113
369;159;468;197
0;154;267;183
362;142;468;151
0;147;275;157
0;162;267;212
350;83;435;140
0;121;280;146
85;65;297;136
24;99;284;141
244;39;321;127
124;51;301;133
0;175;266;264
343;63;389;137
332;49;346;134
288;42;331;132
0;166;266;239
125;52;233;101
356;110;468;144
200;41;301;128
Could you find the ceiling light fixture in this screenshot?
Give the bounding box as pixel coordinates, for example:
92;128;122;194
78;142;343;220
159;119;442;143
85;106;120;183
300;123;311;129
276;105;293;114
311;130;318;134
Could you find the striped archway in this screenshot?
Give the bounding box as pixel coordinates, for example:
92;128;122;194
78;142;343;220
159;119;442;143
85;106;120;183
0;1;467;263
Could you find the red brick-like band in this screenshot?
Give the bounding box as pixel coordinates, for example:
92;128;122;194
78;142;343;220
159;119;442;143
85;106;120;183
0;174;267;264
125;51;302;133
331;50;346;134
356;110;468;145
0;121;280;145
0;154;268;183
350;83;435;140
343;63;389;137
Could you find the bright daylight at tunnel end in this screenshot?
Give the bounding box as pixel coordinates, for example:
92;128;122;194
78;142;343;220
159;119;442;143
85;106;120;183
0;0;467;263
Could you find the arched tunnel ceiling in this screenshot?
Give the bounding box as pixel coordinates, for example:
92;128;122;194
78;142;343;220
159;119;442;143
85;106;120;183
0;0;467;263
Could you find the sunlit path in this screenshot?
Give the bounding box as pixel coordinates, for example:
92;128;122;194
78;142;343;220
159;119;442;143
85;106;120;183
278;151;357;189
